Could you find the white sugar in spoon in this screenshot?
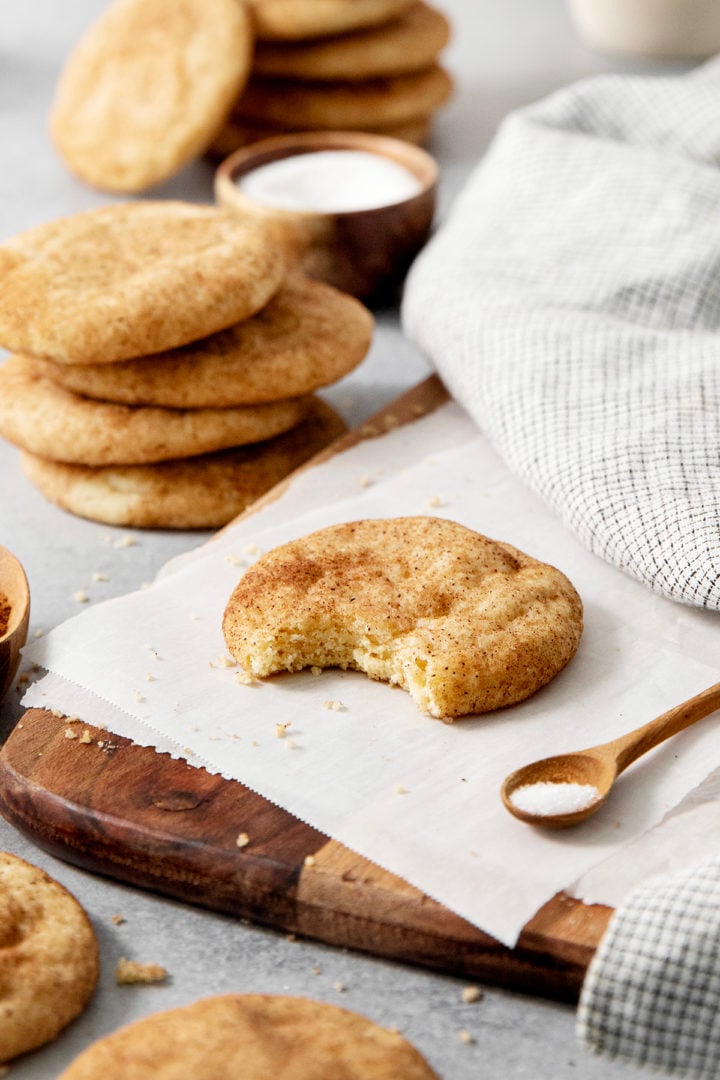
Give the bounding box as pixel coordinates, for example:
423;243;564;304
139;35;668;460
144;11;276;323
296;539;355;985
501;680;720;828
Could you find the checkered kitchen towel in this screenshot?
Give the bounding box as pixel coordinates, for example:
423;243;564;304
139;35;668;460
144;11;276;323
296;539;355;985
578;855;720;1077
403;60;720;1074
403;59;720;610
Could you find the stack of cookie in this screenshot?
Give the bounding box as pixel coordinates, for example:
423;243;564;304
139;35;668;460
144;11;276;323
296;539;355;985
0;202;372;529
210;0;453;159
49;0;452;194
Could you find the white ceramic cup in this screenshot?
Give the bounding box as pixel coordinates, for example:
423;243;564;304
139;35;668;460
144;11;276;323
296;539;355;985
568;0;720;59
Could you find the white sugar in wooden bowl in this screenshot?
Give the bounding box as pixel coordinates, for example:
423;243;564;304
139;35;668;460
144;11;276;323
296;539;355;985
215;130;438;302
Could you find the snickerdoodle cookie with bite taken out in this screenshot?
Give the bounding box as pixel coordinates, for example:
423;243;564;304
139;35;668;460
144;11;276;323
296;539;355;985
0;851;99;1064
222;517;583;720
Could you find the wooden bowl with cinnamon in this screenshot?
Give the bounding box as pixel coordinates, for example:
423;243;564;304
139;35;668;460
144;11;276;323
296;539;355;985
0;546;30;704
214;130;438;303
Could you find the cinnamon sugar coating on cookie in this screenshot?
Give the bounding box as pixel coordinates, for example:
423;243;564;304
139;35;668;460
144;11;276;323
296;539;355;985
0;202;284;365
0;852;99;1063
222;517;583;720
58;993;438;1079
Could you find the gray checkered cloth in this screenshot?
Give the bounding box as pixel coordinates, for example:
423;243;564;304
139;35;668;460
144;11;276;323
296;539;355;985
578;856;720;1077
402;61;720;1075
403;59;720;610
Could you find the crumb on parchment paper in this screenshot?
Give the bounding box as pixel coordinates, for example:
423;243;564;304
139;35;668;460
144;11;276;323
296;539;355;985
115;958;168;985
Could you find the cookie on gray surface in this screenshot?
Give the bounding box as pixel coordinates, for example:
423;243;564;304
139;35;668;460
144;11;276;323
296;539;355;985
58;993;439;1079
0;851;99;1063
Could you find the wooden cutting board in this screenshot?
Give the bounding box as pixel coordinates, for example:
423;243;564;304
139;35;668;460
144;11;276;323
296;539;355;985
0;376;612;1002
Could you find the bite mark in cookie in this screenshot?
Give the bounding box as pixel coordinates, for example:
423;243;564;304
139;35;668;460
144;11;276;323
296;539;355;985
222;517;583;720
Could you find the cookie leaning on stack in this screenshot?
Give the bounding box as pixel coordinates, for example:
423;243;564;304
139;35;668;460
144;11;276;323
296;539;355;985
50;0;254;193
212;0;453;157
0;202;373;528
49;0;452;192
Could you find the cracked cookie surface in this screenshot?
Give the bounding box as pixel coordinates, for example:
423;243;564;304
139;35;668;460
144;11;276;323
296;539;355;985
222;516;583;719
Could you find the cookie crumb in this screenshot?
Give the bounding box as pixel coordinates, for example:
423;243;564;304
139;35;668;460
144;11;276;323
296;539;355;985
359;474;371;488
64;727;78;740
322;699;345;711
145;672;156;682
275;722;290;739
310;666;323;677
92;571;109;582
110;914;126;926
461;985;483;1004
234;671;256;686
114;534;138;549
115;958;167;985
73;589;89;604
426;495;443;507
79;729;93;744
226;553;245;566
51;708;64;718
236;832;250;849
457;1029;475;1045
311;964;322;975
216;655;236;668
332;981;346;993
304;854;317;868
134;690;145;703
394;785;408;795
285;737;298;750
242;543;260;555
33;627;45;638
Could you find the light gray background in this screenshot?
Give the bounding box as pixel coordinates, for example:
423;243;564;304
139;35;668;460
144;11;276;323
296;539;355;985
0;2;685;1075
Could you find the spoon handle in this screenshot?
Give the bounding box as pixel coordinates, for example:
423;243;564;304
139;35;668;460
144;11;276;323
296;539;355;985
605;679;720;776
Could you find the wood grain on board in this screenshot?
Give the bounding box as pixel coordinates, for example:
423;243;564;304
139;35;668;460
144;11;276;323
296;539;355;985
0;376;613;1001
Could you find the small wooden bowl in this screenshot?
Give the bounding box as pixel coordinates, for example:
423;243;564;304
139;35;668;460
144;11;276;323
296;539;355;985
214;130;438;303
0;546;30;704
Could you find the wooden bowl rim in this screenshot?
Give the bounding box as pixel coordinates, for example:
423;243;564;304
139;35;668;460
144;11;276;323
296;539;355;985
214;129;439;222
0;544;30;643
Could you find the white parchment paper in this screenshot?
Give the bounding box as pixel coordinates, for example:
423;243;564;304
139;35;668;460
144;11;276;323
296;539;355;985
23;402;720;946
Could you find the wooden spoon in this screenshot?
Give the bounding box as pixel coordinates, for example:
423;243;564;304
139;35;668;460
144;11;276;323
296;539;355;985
501;680;720;828
0;546;30;704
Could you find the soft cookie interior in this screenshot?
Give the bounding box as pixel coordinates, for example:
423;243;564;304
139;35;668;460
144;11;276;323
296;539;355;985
222;516;583;720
